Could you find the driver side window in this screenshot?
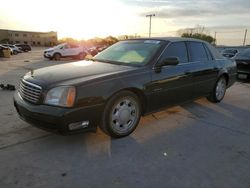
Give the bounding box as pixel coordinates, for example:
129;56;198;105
160;42;188;64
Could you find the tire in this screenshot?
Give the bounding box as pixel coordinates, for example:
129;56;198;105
78;52;86;60
207;76;227;103
53;53;61;61
13;51;18;55
100;91;142;138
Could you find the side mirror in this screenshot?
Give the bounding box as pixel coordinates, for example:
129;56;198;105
155;57;179;73
160;57;179;66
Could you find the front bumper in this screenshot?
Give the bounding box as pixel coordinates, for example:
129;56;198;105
13;92;104;134
44;53;52;58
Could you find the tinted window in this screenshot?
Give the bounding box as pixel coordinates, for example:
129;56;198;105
161;42;188;63
203;43;213;60
188;42;208;62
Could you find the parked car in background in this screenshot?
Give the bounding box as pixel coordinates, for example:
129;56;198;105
221;49;239;58
15;44;31;52
87;47;99;56
14;37;237;138
1;44;22;55
44;43;89;60
0;45;12;57
0;45;5;57
233;48;250;79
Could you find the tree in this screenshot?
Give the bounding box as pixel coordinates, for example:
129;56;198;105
178;25;216;44
181;33;216;44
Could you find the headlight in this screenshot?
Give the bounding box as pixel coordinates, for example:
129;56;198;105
44;86;76;107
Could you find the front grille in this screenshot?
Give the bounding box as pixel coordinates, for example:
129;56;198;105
19;79;42;103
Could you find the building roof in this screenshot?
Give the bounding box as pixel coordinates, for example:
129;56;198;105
0;29;57;34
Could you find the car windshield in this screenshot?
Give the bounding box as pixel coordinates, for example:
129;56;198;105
55;43;66;48
93;40;163;66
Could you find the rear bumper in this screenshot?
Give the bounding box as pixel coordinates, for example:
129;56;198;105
13;92;104;134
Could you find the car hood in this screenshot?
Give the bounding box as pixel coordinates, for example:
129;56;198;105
44;47;55;52
24;60;137;88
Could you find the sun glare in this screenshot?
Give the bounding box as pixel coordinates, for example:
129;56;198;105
1;0;137;40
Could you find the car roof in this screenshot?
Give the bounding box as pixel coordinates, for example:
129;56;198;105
127;37;206;43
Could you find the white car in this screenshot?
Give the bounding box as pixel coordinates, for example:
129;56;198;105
44;43;88;60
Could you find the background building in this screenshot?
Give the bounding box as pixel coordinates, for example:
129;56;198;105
0;29;57;46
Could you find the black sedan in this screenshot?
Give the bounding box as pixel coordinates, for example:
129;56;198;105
14;37;237;138
234;48;250;80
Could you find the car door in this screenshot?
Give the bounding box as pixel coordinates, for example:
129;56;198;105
187;42;219;98
61;44;77;56
148;41;195;112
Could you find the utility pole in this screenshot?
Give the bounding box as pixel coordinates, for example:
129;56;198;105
243;29;248;46
214;31;217;45
146;14;155;38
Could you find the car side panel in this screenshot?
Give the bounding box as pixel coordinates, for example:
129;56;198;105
75;68;152;113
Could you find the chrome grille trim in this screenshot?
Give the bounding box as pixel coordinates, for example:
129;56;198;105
19;79;42;103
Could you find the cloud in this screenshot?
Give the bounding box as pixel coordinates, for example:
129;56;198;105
140;3;250;18
119;0;250;19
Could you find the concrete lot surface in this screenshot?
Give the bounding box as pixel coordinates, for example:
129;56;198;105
0;48;250;188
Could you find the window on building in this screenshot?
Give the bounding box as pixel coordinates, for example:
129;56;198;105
23;34;27;37
32;41;36;45
15;33;19;37
24;41;28;44
16;41;20;44
37;41;41;45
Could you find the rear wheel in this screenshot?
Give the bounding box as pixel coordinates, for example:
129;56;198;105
100;91;141;138
78;52;86;60
207;76;227;103
54;53;61;61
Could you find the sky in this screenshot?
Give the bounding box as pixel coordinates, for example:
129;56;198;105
0;0;250;45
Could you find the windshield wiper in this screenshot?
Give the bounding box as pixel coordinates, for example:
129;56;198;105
93;59;121;64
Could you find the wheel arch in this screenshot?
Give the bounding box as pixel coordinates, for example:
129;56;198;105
105;87;147;115
218;70;229;85
53;52;62;57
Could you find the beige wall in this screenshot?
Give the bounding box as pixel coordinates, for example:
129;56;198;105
0;29;57;46
0;30;9;42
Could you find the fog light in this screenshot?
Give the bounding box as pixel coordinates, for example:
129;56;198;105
68;121;89;131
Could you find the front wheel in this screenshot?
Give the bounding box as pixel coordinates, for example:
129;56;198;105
207;76;227;103
53;53;61;61
100;91;141;138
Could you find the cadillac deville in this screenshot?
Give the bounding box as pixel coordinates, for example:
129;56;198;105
14;38;237;138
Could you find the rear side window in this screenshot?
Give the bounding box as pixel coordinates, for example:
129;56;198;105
203;43;213;60
188;42;208;62
161;42;188;64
